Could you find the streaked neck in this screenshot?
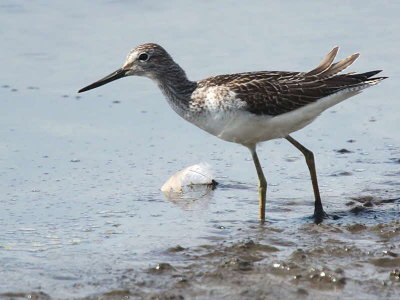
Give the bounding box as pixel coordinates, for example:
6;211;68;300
153;62;197;113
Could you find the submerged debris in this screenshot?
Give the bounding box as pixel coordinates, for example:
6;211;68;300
147;263;177;274
390;269;400;281
161;162;217;193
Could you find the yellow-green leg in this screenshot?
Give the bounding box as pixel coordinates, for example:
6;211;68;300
286;135;328;223
248;145;267;221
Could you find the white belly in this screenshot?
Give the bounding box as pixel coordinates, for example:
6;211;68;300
187;89;362;146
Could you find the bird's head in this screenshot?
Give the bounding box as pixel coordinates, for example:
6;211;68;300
78;43;174;93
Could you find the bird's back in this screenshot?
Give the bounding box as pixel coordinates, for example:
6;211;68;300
196;67;385;117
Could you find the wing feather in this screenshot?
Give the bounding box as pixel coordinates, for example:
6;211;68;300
306;46;339;76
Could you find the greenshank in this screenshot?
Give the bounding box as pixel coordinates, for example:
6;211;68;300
78;43;386;223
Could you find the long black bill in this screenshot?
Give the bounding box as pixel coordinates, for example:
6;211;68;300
78;68;127;93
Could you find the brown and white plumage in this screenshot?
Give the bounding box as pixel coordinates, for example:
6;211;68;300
78;43;387;223
185;47;386;145
195;47;384;117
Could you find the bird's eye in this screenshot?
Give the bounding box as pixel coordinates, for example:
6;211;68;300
138;53;149;62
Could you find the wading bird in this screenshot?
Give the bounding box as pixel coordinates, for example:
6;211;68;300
79;43;386;223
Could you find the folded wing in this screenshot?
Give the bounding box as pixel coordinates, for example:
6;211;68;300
220;47;386;116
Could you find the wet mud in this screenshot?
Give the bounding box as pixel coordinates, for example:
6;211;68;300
83;207;400;300
1;196;398;300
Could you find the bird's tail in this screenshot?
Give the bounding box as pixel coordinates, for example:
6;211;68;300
348;70;388;83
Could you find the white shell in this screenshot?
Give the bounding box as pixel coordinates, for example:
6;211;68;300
161;162;214;193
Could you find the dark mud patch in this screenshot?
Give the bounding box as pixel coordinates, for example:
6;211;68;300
341;195;400;220
166;245;186;253
389;158;400;164
330;171;353;177
370;257;400;268
0;292;50;300
335;148;353;154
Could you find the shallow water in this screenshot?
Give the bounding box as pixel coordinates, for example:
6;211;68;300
0;1;399;299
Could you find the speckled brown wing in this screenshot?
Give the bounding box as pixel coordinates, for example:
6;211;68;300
198;70;383;116
197;48;385;116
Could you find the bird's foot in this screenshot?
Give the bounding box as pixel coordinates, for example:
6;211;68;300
313;209;340;224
